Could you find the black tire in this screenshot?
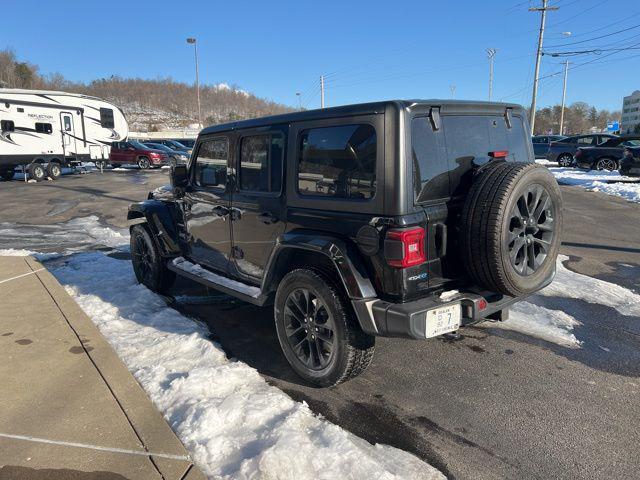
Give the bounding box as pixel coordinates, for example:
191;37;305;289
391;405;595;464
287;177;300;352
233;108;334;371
595;157;618;171
138;157;151;170
130;224;176;294
47;162;62;180
28;163;46;182
557;153;573;167
460;162;563;297
0;168;14;181
274;269;375;387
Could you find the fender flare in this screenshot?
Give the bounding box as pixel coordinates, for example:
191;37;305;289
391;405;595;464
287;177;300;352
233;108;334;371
263;231;377;300
127;200;181;256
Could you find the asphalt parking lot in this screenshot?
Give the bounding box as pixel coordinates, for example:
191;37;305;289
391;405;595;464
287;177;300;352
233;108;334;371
1;169;639;480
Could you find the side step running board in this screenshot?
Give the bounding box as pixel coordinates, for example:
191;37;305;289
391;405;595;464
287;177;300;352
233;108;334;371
167;257;268;306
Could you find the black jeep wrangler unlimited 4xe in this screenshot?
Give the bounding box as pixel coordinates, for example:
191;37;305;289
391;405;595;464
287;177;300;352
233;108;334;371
127;100;562;387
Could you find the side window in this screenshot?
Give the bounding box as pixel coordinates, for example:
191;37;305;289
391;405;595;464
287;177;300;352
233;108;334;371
100;108;115;128
412;116;449;203
35;122;52;134
239;134;283;193
565;137;577;144
576;137;593;145
297;124;376;199
194;137;228;188
1;120;15;132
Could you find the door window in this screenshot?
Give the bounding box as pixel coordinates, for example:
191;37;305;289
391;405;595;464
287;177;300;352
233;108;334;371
194;137;229;188
239;134;283;193
63;116;72;132
297;124;376;199
577;136;596;145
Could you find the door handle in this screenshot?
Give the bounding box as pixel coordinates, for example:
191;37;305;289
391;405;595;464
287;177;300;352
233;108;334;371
258;212;278;225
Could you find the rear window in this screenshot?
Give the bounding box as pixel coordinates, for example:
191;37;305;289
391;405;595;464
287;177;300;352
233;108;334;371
297;124;376;200
412;114;530;203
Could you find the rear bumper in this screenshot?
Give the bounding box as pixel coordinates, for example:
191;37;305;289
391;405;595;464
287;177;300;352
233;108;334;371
352;290;520;339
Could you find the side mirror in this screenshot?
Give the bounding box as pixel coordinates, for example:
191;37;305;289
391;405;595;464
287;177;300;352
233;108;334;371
171;164;189;189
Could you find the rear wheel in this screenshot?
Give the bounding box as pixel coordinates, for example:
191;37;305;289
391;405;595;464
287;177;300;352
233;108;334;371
595;157;618;171
47;162;62;180
130;224;176;294
274;269;375;387
28;163;46;182
557;153;573;167
138;157;150;170
460;162;563;297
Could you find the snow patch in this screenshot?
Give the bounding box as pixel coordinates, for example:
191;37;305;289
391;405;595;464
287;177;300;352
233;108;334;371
439;290;459;301
549;167;640;203
53;252;444;480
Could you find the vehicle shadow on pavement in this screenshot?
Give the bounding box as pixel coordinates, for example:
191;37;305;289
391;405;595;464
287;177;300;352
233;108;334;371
0;466;130;480
482;294;640;378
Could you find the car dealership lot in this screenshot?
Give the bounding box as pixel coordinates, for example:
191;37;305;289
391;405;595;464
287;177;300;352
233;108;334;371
1;170;639;479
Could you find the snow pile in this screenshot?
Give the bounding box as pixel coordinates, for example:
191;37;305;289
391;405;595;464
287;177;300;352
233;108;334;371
490;301;581;347
541;255;640;317
52;252;443;480
549;167;640;203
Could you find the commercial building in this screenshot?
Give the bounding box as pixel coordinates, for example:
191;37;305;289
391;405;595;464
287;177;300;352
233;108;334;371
621;90;640;134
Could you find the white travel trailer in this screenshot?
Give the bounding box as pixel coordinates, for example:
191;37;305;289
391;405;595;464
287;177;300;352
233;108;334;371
0;88;128;181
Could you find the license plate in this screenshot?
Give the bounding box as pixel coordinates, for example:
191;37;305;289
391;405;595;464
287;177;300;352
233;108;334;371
425;304;462;338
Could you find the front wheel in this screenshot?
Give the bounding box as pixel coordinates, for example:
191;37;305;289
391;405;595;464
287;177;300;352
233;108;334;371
130;224;176;294
596;157;618;171
557;153;573;167
274;269;375;387
28;163;46;182
138;157;151;170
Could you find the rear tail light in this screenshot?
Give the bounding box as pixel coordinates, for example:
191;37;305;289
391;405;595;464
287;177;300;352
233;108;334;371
385;227;426;268
489;150;509;158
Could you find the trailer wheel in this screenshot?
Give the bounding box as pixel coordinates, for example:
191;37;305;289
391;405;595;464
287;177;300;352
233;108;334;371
138;157;151;170
0;168;14;181
28;163;46;182
47;161;62;180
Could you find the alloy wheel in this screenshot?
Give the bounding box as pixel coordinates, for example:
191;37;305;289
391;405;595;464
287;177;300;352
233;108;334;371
506;184;556;276
132;234;153;284
283;288;336;370
596;158;617;171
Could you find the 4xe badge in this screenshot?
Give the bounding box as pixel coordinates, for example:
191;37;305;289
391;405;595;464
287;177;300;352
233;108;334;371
408;272;428;281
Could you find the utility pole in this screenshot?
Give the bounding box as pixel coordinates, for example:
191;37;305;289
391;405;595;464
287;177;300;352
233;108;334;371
186;37;202;128
320;75;325;108
528;0;558;134
450;84;456;99
559;60;570;135
486;48;497;101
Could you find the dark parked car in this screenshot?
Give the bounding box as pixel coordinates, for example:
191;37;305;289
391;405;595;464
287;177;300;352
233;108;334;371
620;147;640;177
172;138;196;148
545;133;617;166
127;100;562;386
109;141;169;169
148;139;192;155
574;135;640;171
532;135;566;158
142;142;190;165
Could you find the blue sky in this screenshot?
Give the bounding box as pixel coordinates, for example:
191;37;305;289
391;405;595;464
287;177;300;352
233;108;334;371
4;0;638;111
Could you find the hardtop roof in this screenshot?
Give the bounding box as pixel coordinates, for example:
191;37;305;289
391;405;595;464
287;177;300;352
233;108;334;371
199;99;524;136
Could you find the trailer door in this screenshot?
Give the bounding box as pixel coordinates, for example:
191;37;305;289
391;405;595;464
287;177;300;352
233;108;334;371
60;112;77;156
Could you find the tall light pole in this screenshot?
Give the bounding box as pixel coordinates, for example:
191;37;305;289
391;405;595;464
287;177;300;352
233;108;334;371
486;48;497;101
450;84;456;99
296;92;302;110
559;60;570;135
186;37;202;128
528;0;558;134
320;75;325;108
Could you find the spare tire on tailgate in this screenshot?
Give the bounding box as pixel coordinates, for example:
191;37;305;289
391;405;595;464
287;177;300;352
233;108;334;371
460;162;562;297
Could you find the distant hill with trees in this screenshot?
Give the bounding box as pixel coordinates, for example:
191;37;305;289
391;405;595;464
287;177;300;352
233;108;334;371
0;49;293;132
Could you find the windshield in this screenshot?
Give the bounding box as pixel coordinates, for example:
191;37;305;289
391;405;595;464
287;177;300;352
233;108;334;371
167;140;187;149
145;143;170;152
129;141;148;149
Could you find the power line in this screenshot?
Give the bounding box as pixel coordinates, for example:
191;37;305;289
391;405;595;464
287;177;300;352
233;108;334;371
545;23;640;47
